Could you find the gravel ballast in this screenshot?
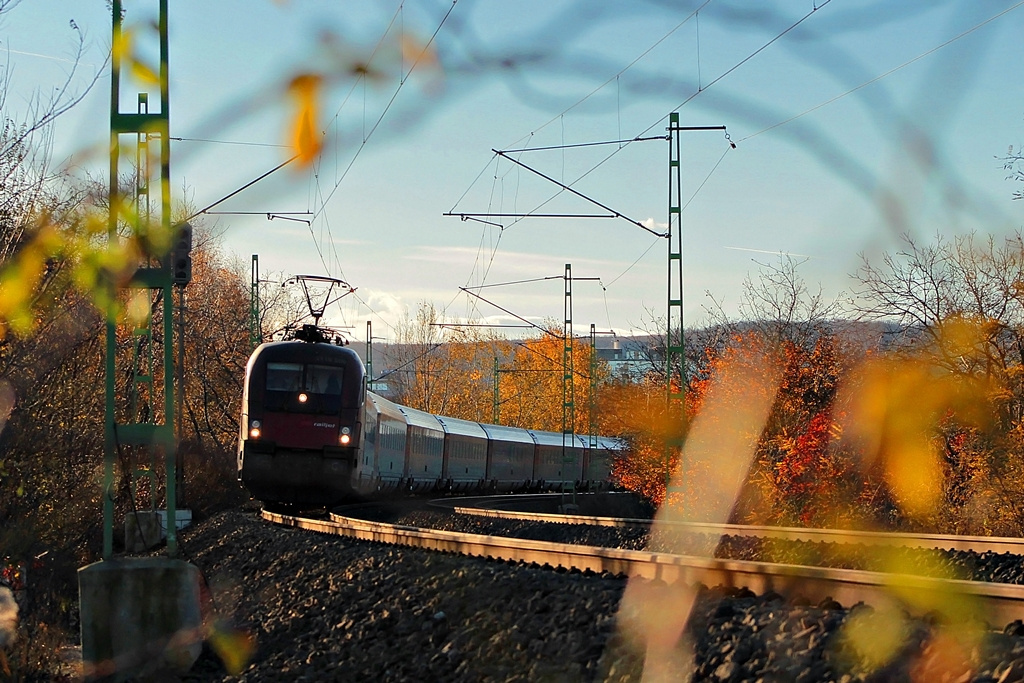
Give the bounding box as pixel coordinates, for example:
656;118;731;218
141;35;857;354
175;508;1024;682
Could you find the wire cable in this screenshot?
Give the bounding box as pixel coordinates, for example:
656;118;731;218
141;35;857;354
169;136;287;148
312;0;458;222
736;0;1024;143
638;0;835;139
448;0;842;332
185;155;298;223
499;0;713;152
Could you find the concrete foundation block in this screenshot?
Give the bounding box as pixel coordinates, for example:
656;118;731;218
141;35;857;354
78;558;202;681
124;512;162;553
156;509;192;538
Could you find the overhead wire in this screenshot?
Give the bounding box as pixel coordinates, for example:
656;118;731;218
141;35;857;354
373;343;445;382
500;0;712;152
449;1;709;316
185;155;299;223
450;2;716;316
594;0;1019;320
312;0;458;222
451;0;839;330
303;0;460;337
736;0;1024;143
681;144;731;214
306;0;1000;338
601;283;613;332
636;0;834;139
199;2;1003;344
455;136;537;323
605;237;661;289
460;167;502;321
169;136;287;148
467;275;563;289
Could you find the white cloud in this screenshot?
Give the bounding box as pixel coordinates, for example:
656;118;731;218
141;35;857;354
641;217;669;231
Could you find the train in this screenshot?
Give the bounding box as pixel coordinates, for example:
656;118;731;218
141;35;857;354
237;324;620;507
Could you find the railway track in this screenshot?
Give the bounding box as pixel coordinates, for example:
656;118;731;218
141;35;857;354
439;493;1024;555
263;502;1024;629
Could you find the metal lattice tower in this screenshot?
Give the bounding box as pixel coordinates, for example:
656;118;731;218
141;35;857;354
105;0;179;558
250;254;260;349
666;113;728;408
562;263;576;504
667;113;684;406
589;323;597;449
366;320;373;394
493;356;500;425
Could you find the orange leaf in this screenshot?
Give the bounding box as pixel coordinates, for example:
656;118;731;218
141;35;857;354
287;73;323;166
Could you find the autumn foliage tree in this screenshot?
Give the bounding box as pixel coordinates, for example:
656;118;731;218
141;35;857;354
608;240;1024;535
598;374;680;506
850;233;1024;533
386;302;504;420
497;328;603;434
609;257;867;519
386;303;606;435
747;332;867;527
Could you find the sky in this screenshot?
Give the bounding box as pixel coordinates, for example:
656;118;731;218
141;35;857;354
3;0;1024;342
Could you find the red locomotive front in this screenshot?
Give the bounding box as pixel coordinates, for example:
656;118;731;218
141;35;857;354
238;332;365;507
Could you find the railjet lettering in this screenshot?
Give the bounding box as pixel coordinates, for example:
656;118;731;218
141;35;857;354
313;422;337;429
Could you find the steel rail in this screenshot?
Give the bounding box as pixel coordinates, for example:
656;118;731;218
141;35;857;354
262;509;1024;628
441;494;1024;556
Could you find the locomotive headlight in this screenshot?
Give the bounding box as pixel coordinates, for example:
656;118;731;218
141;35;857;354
249;419;261;439
341;427;351;435
298;393;308;403
339;434;351;445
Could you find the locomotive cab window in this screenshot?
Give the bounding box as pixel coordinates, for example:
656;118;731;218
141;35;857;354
263;362;350;413
308;364;344;413
308;365;343;395
266;363;302;391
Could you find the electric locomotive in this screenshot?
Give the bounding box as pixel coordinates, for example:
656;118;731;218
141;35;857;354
238;322;621;507
238;324;365;506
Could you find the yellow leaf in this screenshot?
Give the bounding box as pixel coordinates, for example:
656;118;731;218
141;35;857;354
287;73;323;166
840;605;909;671
208;622;255;675
125;291;151;328
885;439;943;518
130;57;160;86
113;27;132;64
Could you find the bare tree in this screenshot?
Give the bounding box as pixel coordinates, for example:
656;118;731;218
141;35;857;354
1003;143;1024;201
852;232;1024;384
0;11;103;263
851;232;1024;532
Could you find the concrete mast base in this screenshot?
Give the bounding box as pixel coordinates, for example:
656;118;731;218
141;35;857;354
78;558;202;681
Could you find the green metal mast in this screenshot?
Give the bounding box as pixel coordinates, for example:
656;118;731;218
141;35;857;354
492;356;500;425
105;0;178;558
250;254;260;350
666;113;729;407
365;320;373;394
667;113;684;407
562;263;576;505
589;323;597;449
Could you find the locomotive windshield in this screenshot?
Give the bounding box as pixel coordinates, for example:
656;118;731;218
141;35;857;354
307;364;343;395
264;361;347;413
267;362;302;391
